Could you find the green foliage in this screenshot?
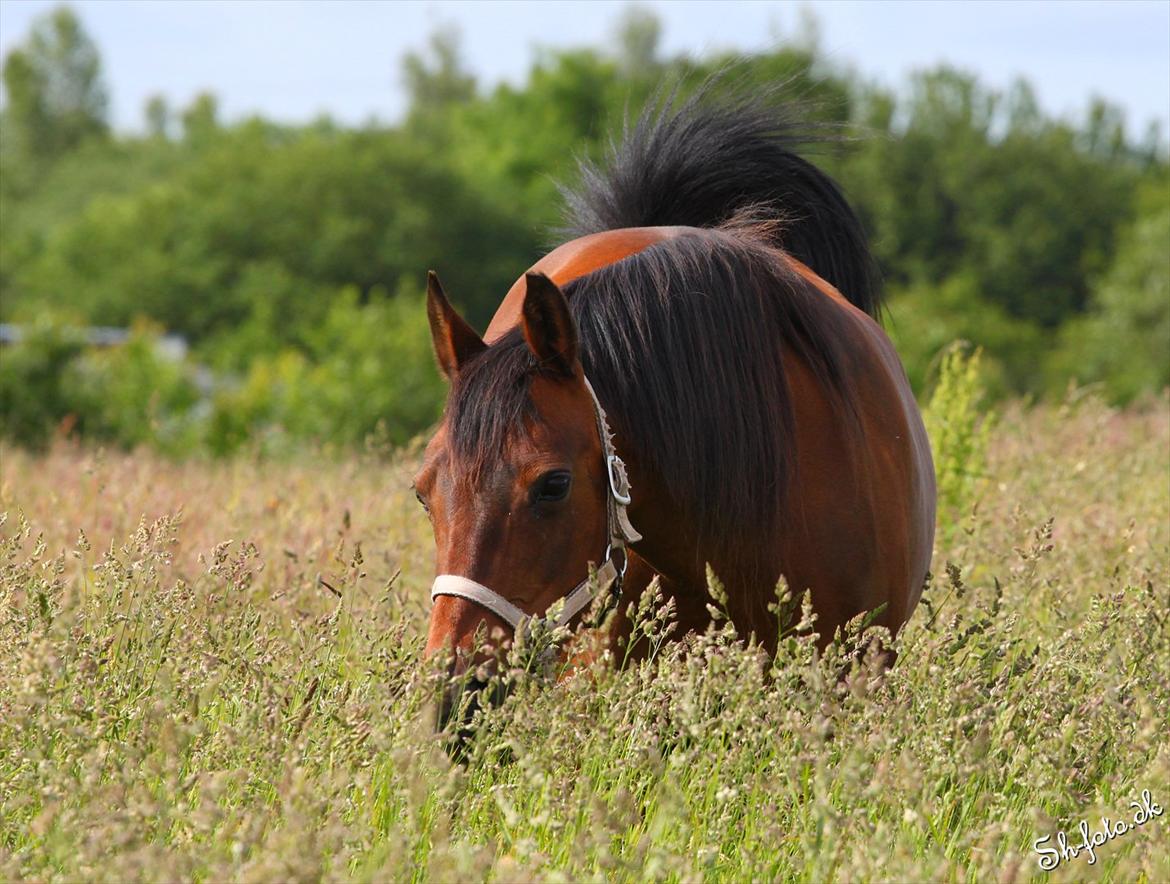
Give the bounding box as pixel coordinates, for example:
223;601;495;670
205;285;444;456
886;274;1044;397
426;49;632;232
840;68;1140;327
6;124;537;345
612;4;663;78
0;6;108;166
179;91;219;147
402;27;477;122
1;5;1167;456
425;34;848;233
0;317;87;449
0;318;200;452
0;136;190;311
143;93;170;139
67;328;201;453
1049;177;1170;402
0;296;445;457
924;345;993;530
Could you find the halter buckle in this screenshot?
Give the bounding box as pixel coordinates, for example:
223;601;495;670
606;454;633;505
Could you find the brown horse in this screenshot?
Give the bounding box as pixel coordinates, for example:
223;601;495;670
414;91;936;730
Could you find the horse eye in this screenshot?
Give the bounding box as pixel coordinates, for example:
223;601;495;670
414;489;430;513
534;470;572;503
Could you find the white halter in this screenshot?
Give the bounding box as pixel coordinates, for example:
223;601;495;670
430;376;642;632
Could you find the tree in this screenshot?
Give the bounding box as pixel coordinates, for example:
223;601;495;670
402;27;476;117
1;6;109;162
144;94;170;139
613;5;662;78
841;67;1140;327
181;92;219;146
8;124;538;352
1083;97;1127;161
1050;178;1170;401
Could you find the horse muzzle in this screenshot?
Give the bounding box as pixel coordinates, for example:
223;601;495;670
435;663;511;759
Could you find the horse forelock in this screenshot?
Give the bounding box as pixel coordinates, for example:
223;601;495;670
444;338;540;487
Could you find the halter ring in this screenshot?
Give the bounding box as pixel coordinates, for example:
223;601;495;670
604;543;629;579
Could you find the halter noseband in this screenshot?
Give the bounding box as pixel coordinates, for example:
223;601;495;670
429;376;642;633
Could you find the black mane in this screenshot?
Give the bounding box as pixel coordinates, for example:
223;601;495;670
446;88;876;548
562;83;881;317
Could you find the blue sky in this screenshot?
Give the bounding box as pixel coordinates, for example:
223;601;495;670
1;0;1167;140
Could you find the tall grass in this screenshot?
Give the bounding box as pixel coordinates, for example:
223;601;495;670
925;343;994;541
1;390;1167;882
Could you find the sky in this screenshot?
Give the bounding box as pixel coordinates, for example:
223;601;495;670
0;0;1167;141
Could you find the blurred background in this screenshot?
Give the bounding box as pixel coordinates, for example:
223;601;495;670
0;0;1166;457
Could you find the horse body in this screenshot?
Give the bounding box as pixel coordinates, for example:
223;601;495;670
476;228;934;654
417;90;936;726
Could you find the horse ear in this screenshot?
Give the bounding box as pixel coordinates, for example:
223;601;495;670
426;271;486;380
521;272;579;377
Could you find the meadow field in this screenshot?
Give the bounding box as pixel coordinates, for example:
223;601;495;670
1;388;1167;882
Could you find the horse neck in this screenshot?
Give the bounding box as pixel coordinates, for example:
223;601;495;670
484;227;688;343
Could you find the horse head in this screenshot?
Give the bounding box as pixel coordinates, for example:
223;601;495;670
416;270;634;737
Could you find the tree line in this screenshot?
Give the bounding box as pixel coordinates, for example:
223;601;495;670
1;6;1166;453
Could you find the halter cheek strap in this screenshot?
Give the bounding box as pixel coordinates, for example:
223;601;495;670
430;376;641;633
